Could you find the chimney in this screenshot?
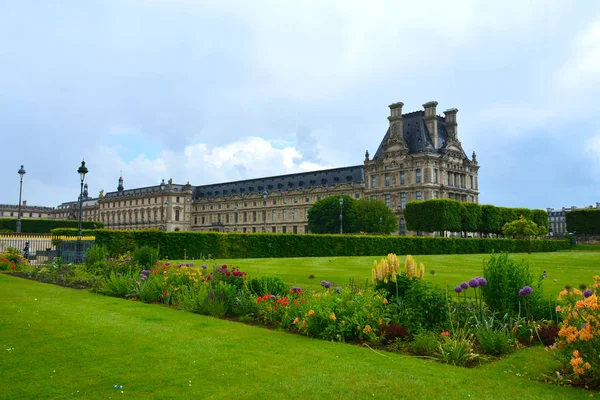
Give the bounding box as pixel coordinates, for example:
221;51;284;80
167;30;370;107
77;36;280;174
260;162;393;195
423;101;439;148
444;108;458;143
388;102;404;139
22;200;27;207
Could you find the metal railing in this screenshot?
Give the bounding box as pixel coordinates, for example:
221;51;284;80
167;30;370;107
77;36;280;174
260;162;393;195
0;233;95;265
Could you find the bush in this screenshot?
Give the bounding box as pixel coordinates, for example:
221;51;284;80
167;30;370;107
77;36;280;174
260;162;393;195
409;331;440;357
132;246;159;268
103;271;137;298
481;253;538;316
475;328;513;356
85;245;108;274
248;276;289;297
0;248;27;271
0;218;102;233
566;209;600;235
398;280;449;332
379;323;410;344
49;228;569;260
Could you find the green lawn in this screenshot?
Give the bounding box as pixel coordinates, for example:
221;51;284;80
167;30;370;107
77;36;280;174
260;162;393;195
177;251;600;294
0;273;593;399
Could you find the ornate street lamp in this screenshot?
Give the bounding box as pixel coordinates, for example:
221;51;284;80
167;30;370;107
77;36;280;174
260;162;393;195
339;197;344;234
263;190;268;232
16;165;26;234
77;161;88;237
160;179;166;231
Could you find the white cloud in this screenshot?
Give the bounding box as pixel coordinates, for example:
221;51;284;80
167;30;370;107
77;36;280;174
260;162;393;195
557;18;600;90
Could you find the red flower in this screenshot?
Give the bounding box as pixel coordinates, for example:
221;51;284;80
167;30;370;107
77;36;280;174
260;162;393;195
10;264;15;270
221;264;228;269
162;290;169;297
441;331;450;337
226;271;231;276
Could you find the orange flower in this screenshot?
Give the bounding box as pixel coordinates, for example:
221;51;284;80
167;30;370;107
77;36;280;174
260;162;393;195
307;310;315;317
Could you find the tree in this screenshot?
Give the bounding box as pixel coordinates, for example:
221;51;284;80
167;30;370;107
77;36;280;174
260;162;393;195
460;202;482;236
307;195;356;234
404;199;461;233
566;209;600;235
501;216;547;239
352;198;398;234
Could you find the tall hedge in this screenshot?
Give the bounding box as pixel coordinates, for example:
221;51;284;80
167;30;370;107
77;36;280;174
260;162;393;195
566;209;600;235
0;218;103;233
50;228;569;259
405;199;462;233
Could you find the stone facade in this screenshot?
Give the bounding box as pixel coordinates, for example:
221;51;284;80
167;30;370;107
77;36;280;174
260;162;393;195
0;201;54;219
7;100;480;235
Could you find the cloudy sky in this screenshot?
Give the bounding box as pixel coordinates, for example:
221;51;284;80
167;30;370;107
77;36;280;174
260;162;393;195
1;0;599;209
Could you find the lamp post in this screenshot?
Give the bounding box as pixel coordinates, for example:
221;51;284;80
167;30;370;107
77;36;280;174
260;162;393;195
77;161;88;237
163;200;169;231
263;190;268;232
160;179;166;230
339;197;344;234
16;165;26;234
234;205;238;232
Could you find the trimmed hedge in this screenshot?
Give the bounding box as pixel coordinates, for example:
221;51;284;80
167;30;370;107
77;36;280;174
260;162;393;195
50;228;570;259
0;218;103;233
566;209;600;235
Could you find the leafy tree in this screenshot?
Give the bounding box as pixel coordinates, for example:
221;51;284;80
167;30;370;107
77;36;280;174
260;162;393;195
501;216;547;239
307;195;356;234
352;198;398;234
404;199;461;233
460;202;482;235
566;209;600;235
479;205;504;236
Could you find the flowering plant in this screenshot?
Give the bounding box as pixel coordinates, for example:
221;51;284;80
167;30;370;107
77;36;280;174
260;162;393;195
553;276;600;388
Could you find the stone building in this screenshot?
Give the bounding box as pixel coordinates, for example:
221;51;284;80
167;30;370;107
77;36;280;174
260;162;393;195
92;100;480;235
547;202;600;237
4;100;479;235
0;201;54;219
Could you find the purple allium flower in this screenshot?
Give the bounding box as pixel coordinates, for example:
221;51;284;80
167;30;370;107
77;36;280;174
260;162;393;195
140;275;147;281
584;289;593;298
291;286;302;294
124;257;132;262
141;270;149;276
165;262;171;266
518;286;533;297
469;278;480;288
335;286;343;293
477;277;487;287
269;295;277;300
454;286;463;293
460;282;469;290
201;264;208;270
321;280;331;289
116;272;122;277
135;281;141;286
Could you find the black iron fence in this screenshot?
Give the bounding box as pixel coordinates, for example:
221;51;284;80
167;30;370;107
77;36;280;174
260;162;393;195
0;233;95;265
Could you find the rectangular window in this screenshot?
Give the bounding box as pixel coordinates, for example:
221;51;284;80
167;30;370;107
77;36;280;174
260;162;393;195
217;214;221;223
175;210;180;221
252;227;256;233
176;197;180;203
282;226;287;234
385;173;390;187
454;174;458;187
470;176;474;188
371;175;377;188
243;227;247;233
135;199;138;205
469;195;474;202
292;209;297;221
284;198;288;204
433;169;438;184
294;197;299;203
273;199;277;205
272;209;276;221
460;175;465;188
355;192;360;199
272;226;276;233
243;212;247;222
400;171;405;185
416;169;421;184
416;191;422;201
218;204;221;210
385;194;391;208
448;173;452;186
209;215;213;223
400;192;406;208
400;219;406;235
253;201;257;206
434;191;439;199
283;209;288;220
305;197;310;203
253;211;257;222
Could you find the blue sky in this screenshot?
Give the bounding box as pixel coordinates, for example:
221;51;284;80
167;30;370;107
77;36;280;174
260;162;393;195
1;0;599;210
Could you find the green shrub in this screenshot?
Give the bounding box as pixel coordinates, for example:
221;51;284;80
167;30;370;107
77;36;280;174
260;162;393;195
103;271;137;298
49;228;569;260
566;209;600;235
85;245;108;273
438;334;479;367
133;246;159;268
397;279;449;332
249;276;289;297
135;273;163;303
0;218;102;233
409;331;440;357
481;253;537;315
475;328;513;356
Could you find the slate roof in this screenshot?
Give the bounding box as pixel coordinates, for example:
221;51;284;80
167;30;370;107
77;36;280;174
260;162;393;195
372;111;466;160
104;184;187;198
193;165;364;200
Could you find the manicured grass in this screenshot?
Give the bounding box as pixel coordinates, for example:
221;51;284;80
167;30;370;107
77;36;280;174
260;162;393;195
0;273;592;399
176;251;600;294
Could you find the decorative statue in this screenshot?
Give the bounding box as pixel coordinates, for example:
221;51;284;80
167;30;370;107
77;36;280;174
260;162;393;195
472;151;477;163
99;189;104;198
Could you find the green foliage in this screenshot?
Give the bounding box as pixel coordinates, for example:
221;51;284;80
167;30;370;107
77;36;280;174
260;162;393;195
566;209;600;235
351;198;398;234
437;333;479;367
460;202;482;233
481;253;537;315
479;205;505;235
248;276;289;297
405;199;462;233
475;328;513;356
85;245;108;274
103;271;137;298
308;195;355;234
502;216;547;239
133;245;159;268
409;331;440;357
0;248;27;271
0;218;102;233
50;227;570;259
396;279;449;332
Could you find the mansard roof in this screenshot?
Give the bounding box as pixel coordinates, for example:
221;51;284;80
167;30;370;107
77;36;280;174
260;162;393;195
104;184;187;198
372;110;465;160
193;165;364;200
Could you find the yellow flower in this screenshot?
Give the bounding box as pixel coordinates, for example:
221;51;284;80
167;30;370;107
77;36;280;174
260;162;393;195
383;298;388;304
307;310;315;317
363;325;373;334
292;317;299;325
329;313;336;321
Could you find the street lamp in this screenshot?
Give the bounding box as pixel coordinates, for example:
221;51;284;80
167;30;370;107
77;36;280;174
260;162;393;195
163;200;169;231
16;165;26;234
339;197;344;234
77;161;88;237
263;190;268;232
